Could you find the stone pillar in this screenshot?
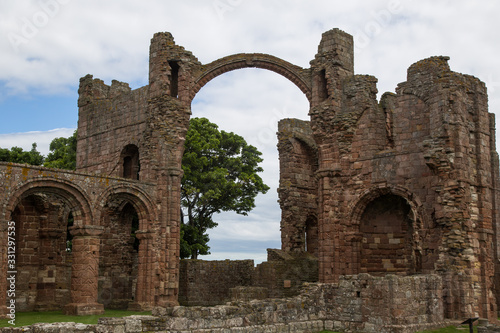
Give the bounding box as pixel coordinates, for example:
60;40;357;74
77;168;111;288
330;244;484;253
63;225;105;315
158;168;183;308
129;230;155;311
316;171;336;283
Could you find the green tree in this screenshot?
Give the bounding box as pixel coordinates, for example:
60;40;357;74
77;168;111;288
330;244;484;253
180;117;270;259
44;130;77;170
0;143;44;165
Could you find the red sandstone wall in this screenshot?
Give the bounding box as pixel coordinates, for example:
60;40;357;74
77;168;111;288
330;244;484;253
76;78;149;180
304;30;498;320
178;259;254;306
277;119;318;254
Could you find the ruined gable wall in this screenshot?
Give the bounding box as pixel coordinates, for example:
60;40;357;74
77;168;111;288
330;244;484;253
306;48;498;319
76;76;149;179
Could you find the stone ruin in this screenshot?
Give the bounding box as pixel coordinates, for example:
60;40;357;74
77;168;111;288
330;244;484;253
1;28;500;331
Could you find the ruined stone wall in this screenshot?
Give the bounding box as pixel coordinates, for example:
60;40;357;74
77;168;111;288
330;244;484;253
11;195;72;312
480;324;500;332
2;27;499;324
284;27;500;320
0;163;158;315
177;251;318;306
76;77;150;180
0;275;446;333
277;119;318;255
178;259;254;306
253;249;318;298
98;203;139;309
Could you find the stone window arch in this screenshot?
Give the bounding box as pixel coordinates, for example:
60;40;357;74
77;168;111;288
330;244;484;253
121;144;140;180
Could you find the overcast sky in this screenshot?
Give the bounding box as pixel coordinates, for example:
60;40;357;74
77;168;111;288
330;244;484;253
1;0;499;263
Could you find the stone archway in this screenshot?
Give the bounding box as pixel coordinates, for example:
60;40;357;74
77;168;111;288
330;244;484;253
97;185;157;311
4;179;100;314
189;53;312;104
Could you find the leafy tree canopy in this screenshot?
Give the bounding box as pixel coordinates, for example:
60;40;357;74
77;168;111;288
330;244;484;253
0;143;44;166
44;130;77;170
180;117;270;259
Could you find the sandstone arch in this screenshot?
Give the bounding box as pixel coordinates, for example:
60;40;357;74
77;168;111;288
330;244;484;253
6;178;93;226
97;184;156;228
189;53;312;103
4;178;95;313
350;185;423;225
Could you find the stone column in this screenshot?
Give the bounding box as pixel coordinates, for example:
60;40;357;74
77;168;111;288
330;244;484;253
166;168;182;307
128;230;155;311
63;225;105;315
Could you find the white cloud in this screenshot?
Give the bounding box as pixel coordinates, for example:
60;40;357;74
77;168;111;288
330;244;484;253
0;128;75;155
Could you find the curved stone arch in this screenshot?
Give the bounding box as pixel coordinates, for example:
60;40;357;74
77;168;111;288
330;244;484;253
349;185;424;274
5;177;93;226
349;185;423;225
96;184;157;230
189;53;312;103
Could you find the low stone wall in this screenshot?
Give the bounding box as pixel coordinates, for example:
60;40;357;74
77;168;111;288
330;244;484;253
254;250;319;298
179;259;254;306
1;274;447;333
479;324;500;332
178;251;319;306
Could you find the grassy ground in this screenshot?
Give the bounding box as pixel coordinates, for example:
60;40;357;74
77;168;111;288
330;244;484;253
0;309;152;328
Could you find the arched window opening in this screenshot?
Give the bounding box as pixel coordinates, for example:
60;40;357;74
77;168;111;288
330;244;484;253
169;60;180;98
121;145;140;180
66;212;74;252
317;69;329;102
305;215;318;257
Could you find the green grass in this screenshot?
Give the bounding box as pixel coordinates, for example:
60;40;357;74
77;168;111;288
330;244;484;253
0;309;152;328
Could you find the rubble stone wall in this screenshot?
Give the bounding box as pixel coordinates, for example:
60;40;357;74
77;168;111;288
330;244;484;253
178;259;254;306
0;275;446;333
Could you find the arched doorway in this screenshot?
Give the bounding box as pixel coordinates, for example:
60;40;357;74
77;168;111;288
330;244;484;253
6;181;92;312
98;200;140;309
97;186;155;310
